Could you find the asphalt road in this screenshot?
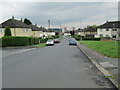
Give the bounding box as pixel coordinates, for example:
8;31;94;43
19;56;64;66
2;37;116;88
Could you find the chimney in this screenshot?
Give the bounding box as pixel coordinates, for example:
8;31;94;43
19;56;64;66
21;18;23;22
12;16;14;20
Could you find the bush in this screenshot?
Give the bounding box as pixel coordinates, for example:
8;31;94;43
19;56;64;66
40;38;48;43
29;37;34;45
33;38;39;44
2;36;14;47
82;37;101;41
14;37;29;46
2;36;40;47
4;27;12;36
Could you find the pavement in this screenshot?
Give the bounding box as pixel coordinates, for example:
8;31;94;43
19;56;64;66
77;41;119;89
2;37;117;88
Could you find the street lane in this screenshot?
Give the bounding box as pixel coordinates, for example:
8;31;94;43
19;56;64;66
2;37;116;88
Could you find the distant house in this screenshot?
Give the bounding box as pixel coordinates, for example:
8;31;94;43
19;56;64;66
30;24;43;37
76;27;97;37
48;28;62;35
64;30;70;36
97;21;120;40
0;17;33;37
84;27;97;37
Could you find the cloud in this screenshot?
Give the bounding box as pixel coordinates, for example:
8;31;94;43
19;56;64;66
0;2;118;29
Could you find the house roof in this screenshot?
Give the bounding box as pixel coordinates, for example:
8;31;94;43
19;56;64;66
84;27;97;32
98;21;120;28
1;19;31;28
30;24;42;31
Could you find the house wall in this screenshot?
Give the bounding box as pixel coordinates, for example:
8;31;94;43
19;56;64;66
97;28;119;39
0;28;4;37
0;28;33;37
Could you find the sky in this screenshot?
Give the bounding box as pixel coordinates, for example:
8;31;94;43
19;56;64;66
0;1;118;30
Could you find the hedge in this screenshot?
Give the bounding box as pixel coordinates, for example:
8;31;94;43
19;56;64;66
40;38;48;43
71;35;101;41
82;37;101;41
2;36;40;47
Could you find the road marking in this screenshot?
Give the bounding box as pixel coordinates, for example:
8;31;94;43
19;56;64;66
17;48;36;54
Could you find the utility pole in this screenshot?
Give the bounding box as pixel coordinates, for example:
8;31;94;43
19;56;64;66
48;20;50;29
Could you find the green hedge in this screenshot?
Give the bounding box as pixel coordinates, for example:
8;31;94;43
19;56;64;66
2;36;40;47
71;35;101;41
82;37;101;41
40;38;48;43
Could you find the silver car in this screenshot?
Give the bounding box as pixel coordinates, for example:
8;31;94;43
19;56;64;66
46;39;54;46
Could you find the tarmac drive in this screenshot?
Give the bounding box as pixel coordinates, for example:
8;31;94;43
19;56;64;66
2;37;117;88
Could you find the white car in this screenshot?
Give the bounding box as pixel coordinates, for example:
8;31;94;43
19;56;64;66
46;39;54;45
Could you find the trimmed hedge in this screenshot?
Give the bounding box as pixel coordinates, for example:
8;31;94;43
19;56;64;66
71;35;101;41
82;37;101;41
2;36;40;47
40;38;48;43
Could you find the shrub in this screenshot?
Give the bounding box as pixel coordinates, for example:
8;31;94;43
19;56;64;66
40;38;48;43
33;38;39;44
13;37;29;46
4;27;12;36
29;37;34;45
2;36;40;47
2;36;14;47
82;37;101;41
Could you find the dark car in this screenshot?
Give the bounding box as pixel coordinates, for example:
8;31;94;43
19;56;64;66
54;38;60;43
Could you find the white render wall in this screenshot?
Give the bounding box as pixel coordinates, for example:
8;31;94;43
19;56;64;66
97;28;119;39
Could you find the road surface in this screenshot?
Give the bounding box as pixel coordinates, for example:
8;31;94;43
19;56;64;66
2;37;116;88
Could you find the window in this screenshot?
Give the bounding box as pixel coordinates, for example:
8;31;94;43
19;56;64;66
0;29;3;33
112;35;116;38
22;28;25;32
106;35;109;37
106;28;109;31
26;29;29;32
100;34;103;37
112;29;117;31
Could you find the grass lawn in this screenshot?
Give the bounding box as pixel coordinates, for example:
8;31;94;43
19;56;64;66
35;43;46;47
78;40;120;58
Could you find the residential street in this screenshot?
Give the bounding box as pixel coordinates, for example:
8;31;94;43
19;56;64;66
2;37;116;88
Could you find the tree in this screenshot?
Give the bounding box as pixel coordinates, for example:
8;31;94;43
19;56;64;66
89;25;99;29
4;27;12;36
24;18;32;25
70;30;75;36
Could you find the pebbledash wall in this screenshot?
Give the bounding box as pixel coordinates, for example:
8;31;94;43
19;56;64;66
0;28;42;37
97;28;119;40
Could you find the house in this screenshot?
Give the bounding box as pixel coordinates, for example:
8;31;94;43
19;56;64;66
84;26;97;37
76;27;97;37
64;30;70;36
30;24;43;37
97;21;120;40
48;28;62;35
0;17;33;37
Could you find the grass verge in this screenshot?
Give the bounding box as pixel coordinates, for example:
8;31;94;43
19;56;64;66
35;43;46;47
78;40;119;58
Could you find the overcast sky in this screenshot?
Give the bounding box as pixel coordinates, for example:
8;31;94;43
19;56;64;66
0;1;118;29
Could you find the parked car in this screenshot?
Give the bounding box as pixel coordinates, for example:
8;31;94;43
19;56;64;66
54;38;60;43
69;38;77;45
46;39;54;46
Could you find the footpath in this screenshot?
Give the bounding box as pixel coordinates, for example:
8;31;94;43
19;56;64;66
77;42;119;89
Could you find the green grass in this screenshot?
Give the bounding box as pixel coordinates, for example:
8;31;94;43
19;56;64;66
78;40;120;58
35;43;46;47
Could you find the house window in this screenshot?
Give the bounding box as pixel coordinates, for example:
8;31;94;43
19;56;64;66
26;29;29;32
100;34;103;37
0;29;2;33
112;35;116;38
106;28;109;31
112;29;117;31
22;28;25;32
